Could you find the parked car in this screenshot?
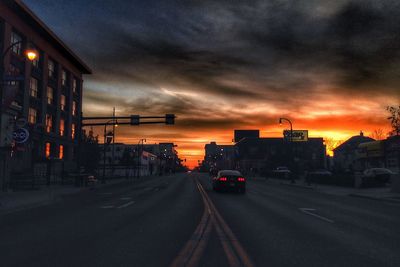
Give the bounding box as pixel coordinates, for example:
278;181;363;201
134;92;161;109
86;174;98;185
212;170;246;193
272;166;292;179
363;168;394;183
306;169;332;184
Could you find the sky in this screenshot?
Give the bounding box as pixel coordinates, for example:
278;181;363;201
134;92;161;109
24;0;400;168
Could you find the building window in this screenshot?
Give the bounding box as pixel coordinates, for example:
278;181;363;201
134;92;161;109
71;123;75;139
62;70;67;86
72;101;77;116
60;119;65;136
47;86;53;104
60;95;66;111
45;114;52;133
59;145;64;159
48;59;55;78
72;78;77;93
29;77;38;98
28;108;37;124
45;142;51;158
11;31;22;55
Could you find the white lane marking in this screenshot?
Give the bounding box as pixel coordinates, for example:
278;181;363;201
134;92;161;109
120;197;132;200
101;205;114;209
299;208;334;223
117;201;135;209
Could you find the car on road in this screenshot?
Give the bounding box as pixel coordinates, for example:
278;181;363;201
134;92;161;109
306;169;333;184
212;170;246;193
363;168;394;183
272;166;292;179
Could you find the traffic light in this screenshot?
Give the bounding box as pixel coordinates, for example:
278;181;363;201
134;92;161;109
165;114;175;125
130;115;140;125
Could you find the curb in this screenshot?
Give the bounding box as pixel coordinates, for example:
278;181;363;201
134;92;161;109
348;193;400;204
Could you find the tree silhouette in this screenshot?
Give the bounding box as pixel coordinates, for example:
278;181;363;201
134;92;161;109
387;106;400;136
78;129;100;173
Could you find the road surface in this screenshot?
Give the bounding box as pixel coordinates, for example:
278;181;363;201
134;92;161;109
1;172;399;266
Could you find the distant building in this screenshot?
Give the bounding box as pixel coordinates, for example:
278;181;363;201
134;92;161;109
99;142;180;176
204;142;236;171
235;137;326;175
333;131;374;172
0;0;91;189
234;130;259;143
356;135;400;173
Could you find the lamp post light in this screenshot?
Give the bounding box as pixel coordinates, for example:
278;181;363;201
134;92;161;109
279;117;295;183
1;40;38;191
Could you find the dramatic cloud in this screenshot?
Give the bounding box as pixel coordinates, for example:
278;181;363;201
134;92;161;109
24;0;400;167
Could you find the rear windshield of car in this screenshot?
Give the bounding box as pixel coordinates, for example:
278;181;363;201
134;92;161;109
219;171;242;177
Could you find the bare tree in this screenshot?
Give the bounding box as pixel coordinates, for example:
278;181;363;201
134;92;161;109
324;138;343;156
387;105;400;136
370;128;385;140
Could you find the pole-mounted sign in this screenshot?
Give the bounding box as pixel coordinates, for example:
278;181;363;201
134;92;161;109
283;130;308;142
12;128;29;144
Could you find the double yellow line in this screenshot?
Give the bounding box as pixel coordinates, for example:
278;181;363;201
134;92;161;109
170;176;254;267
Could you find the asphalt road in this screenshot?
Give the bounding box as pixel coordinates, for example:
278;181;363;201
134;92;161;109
1;172;399;267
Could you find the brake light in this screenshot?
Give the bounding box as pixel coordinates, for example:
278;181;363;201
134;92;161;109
219;177;227;181
237;177;246;182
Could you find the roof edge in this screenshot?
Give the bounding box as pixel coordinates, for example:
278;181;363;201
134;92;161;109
13;0;92;74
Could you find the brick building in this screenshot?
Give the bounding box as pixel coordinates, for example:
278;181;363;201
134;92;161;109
1;0;91;189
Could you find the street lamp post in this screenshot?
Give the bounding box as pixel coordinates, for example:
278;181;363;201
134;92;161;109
0;40;38;191
279;117;295;183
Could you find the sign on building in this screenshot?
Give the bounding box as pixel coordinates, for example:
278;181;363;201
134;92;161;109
283;130;308;142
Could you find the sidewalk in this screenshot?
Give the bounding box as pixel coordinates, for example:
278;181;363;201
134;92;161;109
250;176;400;203
0;177;128;215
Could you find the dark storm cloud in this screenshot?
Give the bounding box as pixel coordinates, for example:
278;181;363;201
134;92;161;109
25;0;400;100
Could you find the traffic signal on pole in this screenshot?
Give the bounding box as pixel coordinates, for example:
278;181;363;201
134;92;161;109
130;115;140;125
165;114;175;125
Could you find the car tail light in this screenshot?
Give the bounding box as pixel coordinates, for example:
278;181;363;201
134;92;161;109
237;177;246;182
219;177;227;181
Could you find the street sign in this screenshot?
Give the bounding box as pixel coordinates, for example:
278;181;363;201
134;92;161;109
165;114;175;125
16;118;27;128
283;130;308;142
130;115;140;125
12;128;29;144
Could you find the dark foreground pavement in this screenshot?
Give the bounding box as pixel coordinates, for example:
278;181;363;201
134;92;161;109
1;172;399;267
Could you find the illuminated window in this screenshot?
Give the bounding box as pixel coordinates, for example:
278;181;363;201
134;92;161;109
59;145;64;159
11;31;22;55
47;87;53;104
45;142;51;158
72;78;77;93
48;59;55;78
60;118;65;136
72;101;77;116
29;77;38;98
45;114;52;133
60;95;66;111
71;123;75;139
28;108;37;124
61;70;68;86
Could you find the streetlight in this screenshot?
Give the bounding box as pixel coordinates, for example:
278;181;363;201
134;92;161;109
0;40;38;191
279;117;293;142
279;117;295;183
